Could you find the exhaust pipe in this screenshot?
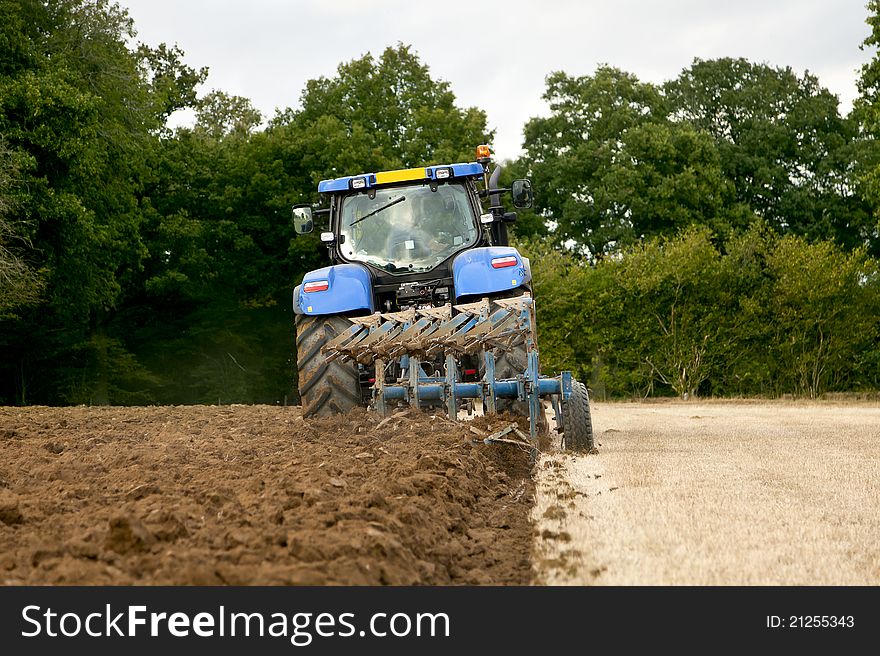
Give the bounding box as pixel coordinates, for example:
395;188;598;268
488;165;503;208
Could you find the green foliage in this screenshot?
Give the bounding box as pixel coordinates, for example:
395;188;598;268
522;67;748;257
856;1;880;251
612;228;727;398
526;227;880;399
0;0;207;404
522;58;875;257
113;301;293;405
500;158;548;239
137;42;208;122
763;238;880;396
195;90;262;139
58;333;161;406
0;0;146;319
273;44;493;175
0;138;44;315
857;0;880;135
669;58;876;254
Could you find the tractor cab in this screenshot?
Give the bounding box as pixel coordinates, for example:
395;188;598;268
337;178;479;275
293;147;534;313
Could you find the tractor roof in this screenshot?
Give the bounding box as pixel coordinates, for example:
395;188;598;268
317;162;484;194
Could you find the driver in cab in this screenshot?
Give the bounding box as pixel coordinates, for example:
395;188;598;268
420;190;470;257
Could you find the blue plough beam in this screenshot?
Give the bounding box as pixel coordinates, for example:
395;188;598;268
321;293;573;447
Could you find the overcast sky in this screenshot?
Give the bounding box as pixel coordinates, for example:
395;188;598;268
120;0;874;161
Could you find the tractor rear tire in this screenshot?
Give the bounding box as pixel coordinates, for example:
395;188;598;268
493;342;529;416
295;314;361;418
561;380;594;452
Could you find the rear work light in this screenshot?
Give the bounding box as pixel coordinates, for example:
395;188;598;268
350;177;367;189
435;167;452;179
303;280;329;293
491;256;518;269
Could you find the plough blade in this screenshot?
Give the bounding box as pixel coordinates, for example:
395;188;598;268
322;293;536;363
319;292;570;450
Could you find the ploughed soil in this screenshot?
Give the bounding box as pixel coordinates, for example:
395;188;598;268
0;405;534;585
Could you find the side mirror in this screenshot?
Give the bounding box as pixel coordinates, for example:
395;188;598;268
292;205;314;234
511;179;533;209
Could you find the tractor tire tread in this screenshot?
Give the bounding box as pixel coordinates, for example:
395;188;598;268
561;380;594;452
296;314;361;418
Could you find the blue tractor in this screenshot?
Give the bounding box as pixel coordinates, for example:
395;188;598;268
292;146;593;451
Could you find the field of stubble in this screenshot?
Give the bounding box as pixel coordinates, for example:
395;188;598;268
533;401;880;585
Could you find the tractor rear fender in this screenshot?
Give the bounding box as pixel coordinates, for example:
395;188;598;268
293;263;374;316
452;246;531;299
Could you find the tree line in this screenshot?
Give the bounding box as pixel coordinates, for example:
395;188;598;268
1;0;879;404
525;226;879;399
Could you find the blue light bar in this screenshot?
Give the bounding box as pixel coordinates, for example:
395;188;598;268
318;174;376;193
426;162;484;180
317;162;484;194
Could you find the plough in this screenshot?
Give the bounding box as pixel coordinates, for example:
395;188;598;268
321;293;572;449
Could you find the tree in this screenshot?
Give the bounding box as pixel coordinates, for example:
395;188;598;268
274;44;492;174
137;42;208;122
528;224;880;399
520;58;875;257
856;0;880;253
0;139;43;315
130;121;299;405
195;90;262;139
0;0;201;404
668;57;876;254
614;228;731;398
521;67;745;257
764;237;880;397
132;44;493;405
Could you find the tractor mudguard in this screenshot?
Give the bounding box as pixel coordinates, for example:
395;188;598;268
452;246;531;299
294;263;374;316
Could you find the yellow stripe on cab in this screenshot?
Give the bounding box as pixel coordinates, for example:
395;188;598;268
374;167;428;185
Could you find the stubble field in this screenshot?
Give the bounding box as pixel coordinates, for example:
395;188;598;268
533;401;880;585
